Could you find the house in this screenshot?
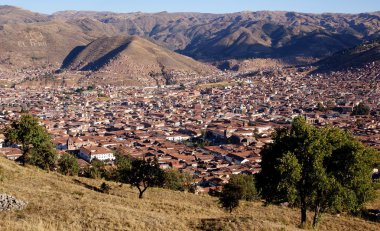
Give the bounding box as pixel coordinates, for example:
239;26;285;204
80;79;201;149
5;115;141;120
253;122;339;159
225;153;249;165
0;134;4;148
0;148;22;160
79;146;115;162
165;134;191;142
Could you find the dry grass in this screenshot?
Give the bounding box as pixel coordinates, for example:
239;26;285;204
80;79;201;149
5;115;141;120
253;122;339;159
0;158;378;231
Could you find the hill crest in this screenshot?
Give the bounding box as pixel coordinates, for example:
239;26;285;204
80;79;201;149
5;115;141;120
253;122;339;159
62;35;217;86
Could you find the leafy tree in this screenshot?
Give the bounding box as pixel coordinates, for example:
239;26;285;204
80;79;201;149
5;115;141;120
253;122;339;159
228;174;259;201
83;159;107;179
109;151;132;181
27;142;57;170
58;154;79;176
256;117;379;228
114;153;132;170
219;183;244;213
5;114;57;169
163;169;193;191
352;102;370;116
119;157;164;199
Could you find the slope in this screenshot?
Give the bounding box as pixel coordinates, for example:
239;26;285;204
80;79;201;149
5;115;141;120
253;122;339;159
0;21;95;71
0;6;379;69
0;5;49;24
315;39;380;72
0;158;379;231
54;10;380;61
62;35;217;86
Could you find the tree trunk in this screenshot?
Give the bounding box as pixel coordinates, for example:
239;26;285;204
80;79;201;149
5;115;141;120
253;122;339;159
312;205;321;228
300;197;307;227
138;186;148;199
21;147;27;166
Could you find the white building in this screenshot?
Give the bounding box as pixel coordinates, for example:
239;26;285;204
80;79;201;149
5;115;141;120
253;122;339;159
79;146;115;162
166;134;190;142
0;134;4;148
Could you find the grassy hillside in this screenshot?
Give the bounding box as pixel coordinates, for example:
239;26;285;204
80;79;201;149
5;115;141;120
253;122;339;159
0;157;378;231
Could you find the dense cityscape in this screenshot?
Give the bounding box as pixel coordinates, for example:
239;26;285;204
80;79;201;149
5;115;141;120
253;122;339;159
0;2;380;230
1;61;379;194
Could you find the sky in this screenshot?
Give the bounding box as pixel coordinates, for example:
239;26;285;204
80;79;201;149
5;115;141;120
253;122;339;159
0;0;379;14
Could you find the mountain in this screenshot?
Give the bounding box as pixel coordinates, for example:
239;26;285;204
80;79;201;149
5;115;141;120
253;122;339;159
0;21;96;71
61;35;217;86
0;5;49;24
52;10;380;61
315;39;380;72
1;6;380;70
0;156;378;230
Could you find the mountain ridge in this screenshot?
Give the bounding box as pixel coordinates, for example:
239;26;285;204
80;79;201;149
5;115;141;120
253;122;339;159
1;5;380;66
61;35;217;86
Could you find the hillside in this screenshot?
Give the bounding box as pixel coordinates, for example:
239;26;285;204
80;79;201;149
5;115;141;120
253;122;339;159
0;21;95;71
0;6;116;72
62;35;217;86
0;6;380;71
315;39;380;72
53;10;380;61
0;5;49;24
0;158;379;231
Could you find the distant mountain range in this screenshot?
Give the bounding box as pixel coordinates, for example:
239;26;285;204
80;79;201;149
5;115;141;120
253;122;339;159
0;5;380;73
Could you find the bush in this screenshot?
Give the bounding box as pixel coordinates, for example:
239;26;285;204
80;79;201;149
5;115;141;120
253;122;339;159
100;182;111;194
219;183;243;213
163;169;193;191
229;174;259;201
83;160;106;179
352;102;370;115
58;154;79;176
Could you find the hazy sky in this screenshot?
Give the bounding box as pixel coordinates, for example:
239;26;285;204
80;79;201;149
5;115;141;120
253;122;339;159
1;0;379;14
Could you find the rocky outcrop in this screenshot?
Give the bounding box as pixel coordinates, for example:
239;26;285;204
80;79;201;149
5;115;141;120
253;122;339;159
0;194;27;211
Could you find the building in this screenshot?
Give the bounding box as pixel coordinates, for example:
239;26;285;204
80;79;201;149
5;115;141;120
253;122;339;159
0;134;5;148
0;148;22;161
78;146;115;162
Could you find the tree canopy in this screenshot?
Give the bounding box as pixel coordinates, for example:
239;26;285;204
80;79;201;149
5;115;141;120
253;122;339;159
5;114;57;170
163;169;193;191
256;117;379;227
119;157;164;198
228;174;259;201
219;182;244;213
58;154;79;176
352;102;370;116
